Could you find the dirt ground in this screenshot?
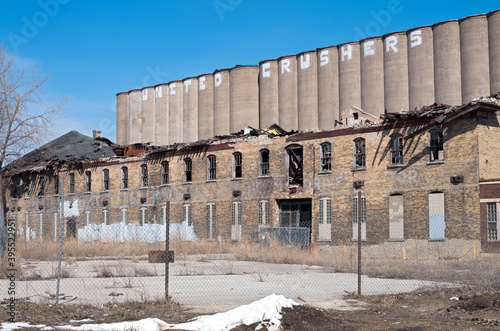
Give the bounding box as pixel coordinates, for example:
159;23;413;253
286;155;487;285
1;288;499;330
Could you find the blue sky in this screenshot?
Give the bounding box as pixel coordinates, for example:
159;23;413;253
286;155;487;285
1;0;498;143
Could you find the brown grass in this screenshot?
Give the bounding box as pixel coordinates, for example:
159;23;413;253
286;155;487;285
11;237;500;289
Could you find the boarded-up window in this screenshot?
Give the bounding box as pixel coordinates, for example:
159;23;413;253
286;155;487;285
319;198;332;241
206;203;216;240
352;196;366;240
183;204;192;226
120;209;128;224
53;213;59;241
231;202;242;241
429;192;445;239
389;194;404;240
258;200;269;225
38;214;43;240
84;211;91;226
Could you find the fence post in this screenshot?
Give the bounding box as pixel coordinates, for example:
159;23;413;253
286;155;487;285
357;190;362;296
56;180;65;305
165;201;170;300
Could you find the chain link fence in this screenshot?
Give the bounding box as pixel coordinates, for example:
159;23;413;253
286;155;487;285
2;204;500;309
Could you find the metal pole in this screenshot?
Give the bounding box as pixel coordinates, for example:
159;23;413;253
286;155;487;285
56;180;65;305
165;201;170;300
357;190;362;296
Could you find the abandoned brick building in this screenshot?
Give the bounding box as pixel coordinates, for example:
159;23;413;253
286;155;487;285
3;96;500;253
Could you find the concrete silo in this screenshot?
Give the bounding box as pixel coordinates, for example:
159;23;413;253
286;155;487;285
141;86;155;144
489;10;500;95
433;20;462;105
183;77;199;143
116;92;129;145
168;81;183;144
383;32;409;113
197;73;214;140
360;37;384;116
407;26;435;110
213;69;230;136
317;46;339;130
229;65;259;133
460;14;490;103
278;55;298;131
259;59;279;128
297;51;318;131
338;42;361;116
128;89;142;144
154;84;169;146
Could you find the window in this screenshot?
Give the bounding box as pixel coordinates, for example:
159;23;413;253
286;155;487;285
353;138;366;168
258;200;269;225
353;196;367;240
102;210;109;225
120;209;128;224
207;155;216;180
184;158;192;182
429;192;445;240
320;142;332;172
319;198;332;224
183;204;192;226
38;177;45;197
25;180;31;197
84;211;91;226
390;135;404;165
121;167;128;189
286;144;303;186
487;203;498;241
69;173;75;193
389;194;404;240
140;164;148;187
38;214;43;240
429;130;444;162
259;149;270;176
103;169;109;191
140;208;148;226
161;161;169;184
231;201;242;241
233;152;242;178
54;175;59;195
206;203;216;240
85;171;91;192
53;213;59;241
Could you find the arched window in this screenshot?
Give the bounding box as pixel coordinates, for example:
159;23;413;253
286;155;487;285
140;164;148;187
184;158;192;182
121;167;128;189
353;138;366;168
207;155;216;180
85;171;91;192
161;161;169;184
232;152;242;178
102;169;109;191
320;142;332;172
259;149;270;176
390;135;404;165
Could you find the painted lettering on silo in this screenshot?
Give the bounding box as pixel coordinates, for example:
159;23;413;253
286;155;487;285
460;15;490;103
168;81;183;144
317;46;339;129
128;89;142;144
489;10;500;95
198;74;214;140
141;86;155;144
297;51;318;131
278;56;298;131
154;84;169;145
433;20;462;105
383;33;409;112
230;66;259;133
213;69;230;136
407;27;434;109
361;37;384;116
183;77;199;143
259;59;279;128
116;92;129;145
338;43;361;115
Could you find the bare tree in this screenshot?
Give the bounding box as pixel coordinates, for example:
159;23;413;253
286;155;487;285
0;45;66;253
